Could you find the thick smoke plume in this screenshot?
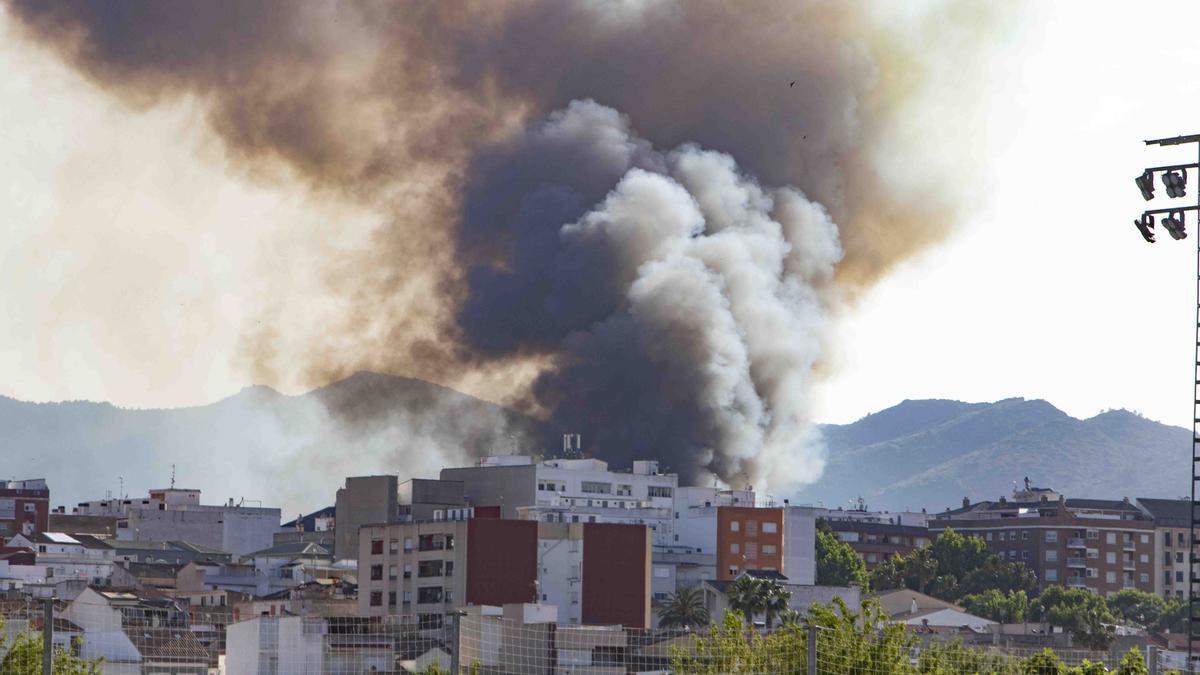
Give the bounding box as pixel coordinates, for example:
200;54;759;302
5;1;1005;491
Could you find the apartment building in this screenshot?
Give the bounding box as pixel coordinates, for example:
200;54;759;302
357;516;537;630
74;488;280;556
336;476;469;560
1134;498;1192;599
442;456;677;546
930;485;1156;595
358;514;653;629
0;479;49;539
713;505;817;585
822;520;933;569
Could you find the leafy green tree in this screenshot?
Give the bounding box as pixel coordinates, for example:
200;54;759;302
869;528;1035;601
1032;586;1116;651
959;589;1029;623
1115;647;1148;675
0;621;103;675
658;585;711;630
1021;648;1066;674
815;526;868;588
1106;588;1185;633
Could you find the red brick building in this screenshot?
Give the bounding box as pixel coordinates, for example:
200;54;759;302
716;506;784;580
581;522;651;628
0;479;49;540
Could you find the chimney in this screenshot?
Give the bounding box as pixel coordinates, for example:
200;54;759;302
910;598;918;615
962;497;970;509
999;496;1007;505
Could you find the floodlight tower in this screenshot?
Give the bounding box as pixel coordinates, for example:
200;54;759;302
1135;134;1200;667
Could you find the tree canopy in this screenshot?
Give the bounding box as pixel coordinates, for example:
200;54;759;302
815;524;868;588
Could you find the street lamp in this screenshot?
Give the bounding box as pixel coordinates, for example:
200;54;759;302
1134;133;1200;669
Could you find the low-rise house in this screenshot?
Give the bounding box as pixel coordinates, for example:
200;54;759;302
108;561;183;593
226;615;409;673
697;569;862;627
62;587;210;673
875;588;996;632
7;532;116;587
112;540;231;566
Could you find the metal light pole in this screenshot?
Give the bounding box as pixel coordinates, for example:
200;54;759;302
1135;134;1200;672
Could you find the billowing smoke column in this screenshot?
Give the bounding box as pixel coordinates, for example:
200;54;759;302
3;0;1004;492
459;101;840;484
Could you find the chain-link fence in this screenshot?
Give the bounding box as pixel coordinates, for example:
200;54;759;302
0;599;1188;674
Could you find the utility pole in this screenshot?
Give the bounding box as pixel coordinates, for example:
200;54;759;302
1132;133;1200;672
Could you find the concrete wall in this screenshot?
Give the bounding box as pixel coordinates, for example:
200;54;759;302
123;506;279;557
466;519;538;606
335;475;398;560
783;506;817;585
582;523;651;629
441;465;536;519
537;523;584;624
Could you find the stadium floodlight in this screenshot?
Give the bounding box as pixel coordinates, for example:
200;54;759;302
1136;170;1156;200
1165;169;1188;198
1162;211;1187;240
1134;213;1156;243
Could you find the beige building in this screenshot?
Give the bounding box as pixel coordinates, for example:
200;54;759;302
1135;498;1193;600
357;519;470;629
931;484;1155;596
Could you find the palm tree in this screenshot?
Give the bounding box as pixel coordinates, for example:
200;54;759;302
727;575;769;626
776;608;804;627
763;582;792;629
657;585;711;630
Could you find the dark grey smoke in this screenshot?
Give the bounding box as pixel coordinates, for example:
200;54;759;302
4;0;1007;491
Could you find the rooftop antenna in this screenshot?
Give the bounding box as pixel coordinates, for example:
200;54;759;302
170;464;176;489
118;476;124;500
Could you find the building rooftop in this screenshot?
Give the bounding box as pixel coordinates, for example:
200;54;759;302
824;520;930;536
244;541;332;559
20;532;112;549
281;506;336;531
1135;497;1190;527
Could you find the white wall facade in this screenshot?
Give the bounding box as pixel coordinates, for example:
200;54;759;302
783;507;817;586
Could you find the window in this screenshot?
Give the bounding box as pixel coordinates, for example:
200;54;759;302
570;591;579;605
616;484;633;496
1021;531;1029;540
1180;532;1187;547
1166;571;1174;585
404;563;412;579
1141;534;1150;544
745;543;758;559
403;590;412;604
1178;571;1185;583
730;521;740;532
369;592;382;607
1087;529;1099;540
389;540;398;554
985;532;992;541
1106;552;1116;564
1021;550;1029;560
404;537;413;552
418;560;444;578
581;481;611;494
1105;532;1116;545
418;534;443;551
22;504;34;513
730;543;740;554
446;534;455;550
370;565;383;581
388;591;397;606
746;521;758;537
1046;569;1058;581
1105;571;1116;584
1045;531;1058;543
763;522;778;534
998;531;1006;541
418;614;443;630
1178;552;1185;564
648;486;673;498
1086;548;1098;559
417;586;444;604
371;539;383;555
1140;554;1149;564
1166;532;1173;547
866;553;877;564
654;567;670;578
446;561;454;577
445;589;454;604
1140;573;1150;583
762;545;777;556
389;565;397;580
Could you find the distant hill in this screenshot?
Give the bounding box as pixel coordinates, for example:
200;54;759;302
0;372;545;518
794;398;1190;513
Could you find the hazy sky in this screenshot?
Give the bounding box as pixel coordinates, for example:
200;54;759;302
3;2;1200;431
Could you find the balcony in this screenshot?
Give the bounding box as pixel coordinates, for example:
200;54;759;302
1123;541;1136;551
1066;557;1086;568
1067;538;1086;548
1067;577;1088;588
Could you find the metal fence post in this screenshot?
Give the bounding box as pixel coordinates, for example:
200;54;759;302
449;611;461;674
1148;644;1160;675
41;597;52;675
806;623;817;675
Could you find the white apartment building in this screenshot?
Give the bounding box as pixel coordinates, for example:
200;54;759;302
74;488;280;556
7;532;116;586
443;456;678;546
